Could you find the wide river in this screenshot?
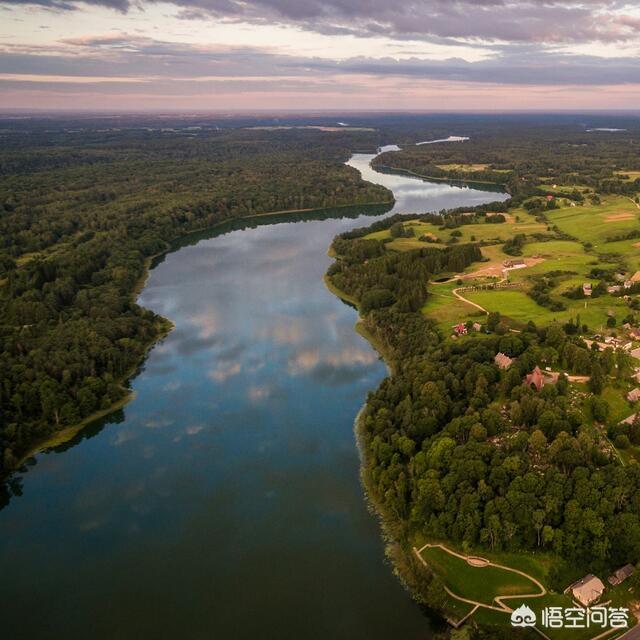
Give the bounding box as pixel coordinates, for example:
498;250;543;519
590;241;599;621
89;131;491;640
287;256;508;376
0;148;507;639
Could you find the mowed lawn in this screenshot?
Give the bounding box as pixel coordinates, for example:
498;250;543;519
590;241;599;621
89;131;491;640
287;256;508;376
420;546;541;605
546;197;640;246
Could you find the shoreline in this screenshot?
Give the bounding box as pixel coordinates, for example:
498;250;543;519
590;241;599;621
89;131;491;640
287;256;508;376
4;198;394;481
325;269;429;607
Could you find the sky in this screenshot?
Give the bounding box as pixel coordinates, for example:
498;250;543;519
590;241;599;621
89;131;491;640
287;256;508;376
1;0;640;111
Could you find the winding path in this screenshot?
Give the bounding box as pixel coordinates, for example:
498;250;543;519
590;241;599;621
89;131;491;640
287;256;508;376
451;287;489;314
414;543;549;636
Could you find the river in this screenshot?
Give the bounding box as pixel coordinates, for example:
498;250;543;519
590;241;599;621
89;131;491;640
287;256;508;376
0;149;508;639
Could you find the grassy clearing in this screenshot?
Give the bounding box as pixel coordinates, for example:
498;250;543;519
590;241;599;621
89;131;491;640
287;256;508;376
615;170;640;181
547;197;640;246
436;163;491;172
464;288;628;330
421;546;540;605
364;209;547;252
422;282;484;332
464;290;553;324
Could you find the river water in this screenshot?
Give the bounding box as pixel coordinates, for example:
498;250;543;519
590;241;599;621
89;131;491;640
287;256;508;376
0;150;507;639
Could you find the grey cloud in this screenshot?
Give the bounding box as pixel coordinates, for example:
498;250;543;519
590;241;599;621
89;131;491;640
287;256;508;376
1;37;639;86
3;0;638;46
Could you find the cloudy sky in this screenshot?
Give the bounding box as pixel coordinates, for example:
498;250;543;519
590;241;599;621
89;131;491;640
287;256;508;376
1;0;640;110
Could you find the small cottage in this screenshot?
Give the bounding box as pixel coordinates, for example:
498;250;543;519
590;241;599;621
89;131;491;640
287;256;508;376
494;352;514;370
569;575;605;607
452;323;467;336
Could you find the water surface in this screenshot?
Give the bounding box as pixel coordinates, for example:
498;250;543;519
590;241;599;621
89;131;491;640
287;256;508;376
0;151;507;639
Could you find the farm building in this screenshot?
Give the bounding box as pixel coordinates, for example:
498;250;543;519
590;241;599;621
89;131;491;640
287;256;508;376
503;259;526;269
494;352;514;370
569;575;605;607
608;564;635;587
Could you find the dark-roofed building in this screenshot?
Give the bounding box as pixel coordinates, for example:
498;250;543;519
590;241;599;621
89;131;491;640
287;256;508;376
608;564;635;586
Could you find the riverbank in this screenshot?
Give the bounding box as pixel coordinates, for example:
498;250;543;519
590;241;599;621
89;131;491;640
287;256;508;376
11;315;174;473
325;251;435;606
323;275;397;375
353;402;438;613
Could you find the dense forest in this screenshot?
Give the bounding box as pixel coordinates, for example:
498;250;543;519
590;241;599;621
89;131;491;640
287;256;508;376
0;124;392;477
327;208;640;612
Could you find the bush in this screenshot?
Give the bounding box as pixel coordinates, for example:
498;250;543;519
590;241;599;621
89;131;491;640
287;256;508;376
615;434;631;449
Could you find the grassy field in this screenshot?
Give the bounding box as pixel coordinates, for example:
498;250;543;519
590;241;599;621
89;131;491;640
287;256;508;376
364;209;547;251
547;196;640;246
464;287;628;330
436;163;491;172
421;282;484;331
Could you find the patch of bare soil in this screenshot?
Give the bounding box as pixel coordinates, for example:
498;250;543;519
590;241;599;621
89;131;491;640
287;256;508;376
605;212;635;222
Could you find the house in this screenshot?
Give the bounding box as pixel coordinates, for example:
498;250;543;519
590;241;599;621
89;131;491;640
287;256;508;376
546;194;555;202
631;271;640;284
453;323;468;336
525;366;546;391
628;388;640;403
620;413;638;426
608;564;635;587
608;285;622;294
631;348;640;360
569;575;605;607
583;283;593;297
524;366;558;391
472;322;483;332
494;352;514;370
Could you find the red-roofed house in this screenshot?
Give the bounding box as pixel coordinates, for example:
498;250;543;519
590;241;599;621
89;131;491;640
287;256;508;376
453;323;467;336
